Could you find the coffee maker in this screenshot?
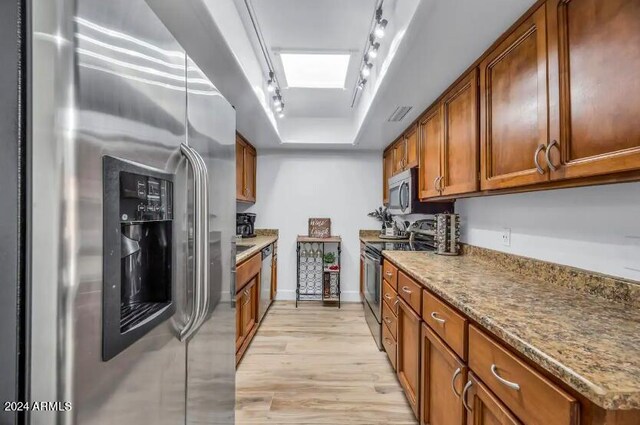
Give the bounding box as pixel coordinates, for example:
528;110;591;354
236;213;256;238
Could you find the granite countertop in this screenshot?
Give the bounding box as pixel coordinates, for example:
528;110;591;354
236;230;278;264
383;250;640;411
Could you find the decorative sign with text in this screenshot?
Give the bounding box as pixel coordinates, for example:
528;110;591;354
308;218;331;238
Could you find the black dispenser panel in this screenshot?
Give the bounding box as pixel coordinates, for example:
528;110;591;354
103;156;176;361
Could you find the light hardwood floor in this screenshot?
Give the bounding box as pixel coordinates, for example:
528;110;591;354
236;301;417;425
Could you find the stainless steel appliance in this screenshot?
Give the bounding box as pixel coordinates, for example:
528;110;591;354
387;168;453;215
1;0;236;423
237;212;257;238
363;240;436;350
259;244;273;322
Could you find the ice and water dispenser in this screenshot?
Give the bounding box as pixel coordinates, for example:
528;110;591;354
102;156;175;360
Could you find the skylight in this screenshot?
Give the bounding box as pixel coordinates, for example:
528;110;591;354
280;53;350;89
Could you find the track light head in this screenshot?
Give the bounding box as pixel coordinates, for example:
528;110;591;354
357;79;367;90
361;62;372;78
374;19;388;38
367;42;380;60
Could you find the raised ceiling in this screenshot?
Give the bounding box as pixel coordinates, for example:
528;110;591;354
243;0;376;119
149;0;538;150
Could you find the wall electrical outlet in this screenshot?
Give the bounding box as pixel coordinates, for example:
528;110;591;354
501;228;511;246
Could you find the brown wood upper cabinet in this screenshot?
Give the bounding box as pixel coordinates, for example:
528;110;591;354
419;69;479;199
418;106;443;199
383;148;394;204
393;137;406;174
480;4;550;190
405;125;419;169
236;134;257;203
442;69;479;196
546;0;640;180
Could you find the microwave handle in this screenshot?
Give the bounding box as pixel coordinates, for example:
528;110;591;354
400;181;409;212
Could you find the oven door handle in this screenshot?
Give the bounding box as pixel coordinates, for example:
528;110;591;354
364;252;381;263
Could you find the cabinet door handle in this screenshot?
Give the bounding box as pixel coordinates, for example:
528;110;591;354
534;144;546;174
384;293;392;300
433;176;441;191
546;139;559;171
393;299;400;314
384;316;392;325
401;286;412;294
430;311;446;325
384;337;393;345
438;175;445;192
462;380;473;412
451;367;462;397
491;364;520;390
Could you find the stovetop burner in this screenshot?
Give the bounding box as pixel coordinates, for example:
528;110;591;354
365;240;435;255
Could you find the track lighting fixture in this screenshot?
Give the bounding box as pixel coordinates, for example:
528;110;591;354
351;4;389;108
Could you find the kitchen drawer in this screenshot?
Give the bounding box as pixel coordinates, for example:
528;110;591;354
422;289;467;360
382;279;398;310
236;252;261;293
469;325;579;425
398;271;422;314
382;320;397;370
383;260;398;290
382;299;397;339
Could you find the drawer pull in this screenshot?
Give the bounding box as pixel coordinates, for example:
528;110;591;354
401;286;412;294
462;380;473;412
451;367;462;397
430;311;446;325
384;293;392;300
491;364;521;391
385;271;393;276
384;316;392;325
384;337;393;345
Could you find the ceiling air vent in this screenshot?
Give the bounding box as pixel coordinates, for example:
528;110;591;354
387;106;413;122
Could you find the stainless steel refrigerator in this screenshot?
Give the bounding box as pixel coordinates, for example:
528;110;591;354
0;0;236;423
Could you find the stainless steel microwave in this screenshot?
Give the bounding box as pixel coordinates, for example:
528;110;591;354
387;168;453;215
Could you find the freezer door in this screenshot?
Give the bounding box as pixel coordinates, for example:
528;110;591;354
29;0;189;423
184;57;236;424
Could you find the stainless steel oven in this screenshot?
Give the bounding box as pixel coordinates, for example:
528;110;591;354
363;246;383;350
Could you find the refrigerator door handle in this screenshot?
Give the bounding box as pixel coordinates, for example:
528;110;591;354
191;147;210;331
179;143;204;341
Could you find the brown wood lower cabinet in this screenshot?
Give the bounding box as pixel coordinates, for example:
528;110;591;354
397;298;421;419
469;325;578;425
236;276;257;360
421;323;467;425
236;250;264;365
465;373;521;425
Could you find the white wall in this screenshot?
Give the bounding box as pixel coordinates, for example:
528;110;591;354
239;150;382;301
456;182;640;281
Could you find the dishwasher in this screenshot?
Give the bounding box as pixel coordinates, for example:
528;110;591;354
258;244;273;322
